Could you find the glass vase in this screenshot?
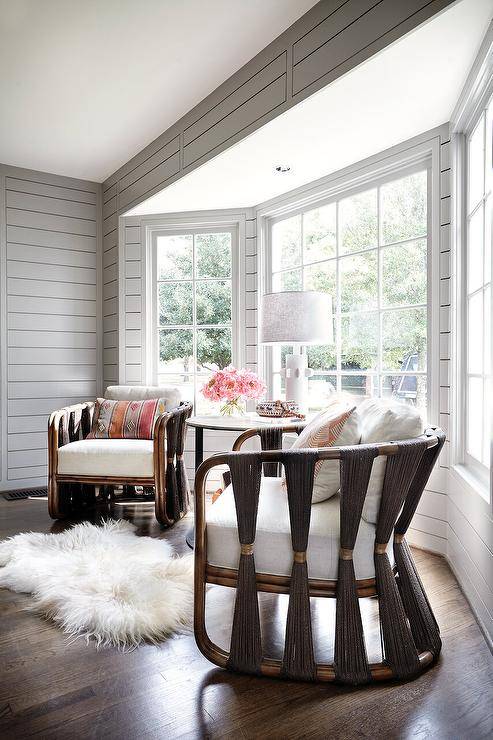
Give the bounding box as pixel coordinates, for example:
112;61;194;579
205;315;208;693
220;397;246;416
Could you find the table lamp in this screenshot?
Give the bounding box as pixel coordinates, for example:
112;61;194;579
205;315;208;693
260;290;333;410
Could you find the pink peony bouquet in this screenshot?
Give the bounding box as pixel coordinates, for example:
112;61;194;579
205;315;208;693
201;365;266;415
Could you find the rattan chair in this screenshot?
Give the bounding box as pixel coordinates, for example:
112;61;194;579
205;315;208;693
48;385;192;526
194;425;445;684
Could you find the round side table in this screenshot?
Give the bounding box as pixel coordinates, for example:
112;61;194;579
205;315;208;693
185;413;306;547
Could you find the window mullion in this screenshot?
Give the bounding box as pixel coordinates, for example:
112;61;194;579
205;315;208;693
335;200;341;392
192;234;197;410
377;184;383;398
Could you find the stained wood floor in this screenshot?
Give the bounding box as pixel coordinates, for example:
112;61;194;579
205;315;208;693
0;497;492;740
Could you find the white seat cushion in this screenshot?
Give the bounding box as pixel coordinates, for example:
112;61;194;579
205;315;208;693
57;439;154;478
206;477;393;580
105;385;182;408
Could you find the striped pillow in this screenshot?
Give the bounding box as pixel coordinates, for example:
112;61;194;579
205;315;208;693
87;398;167;440
282;403;360;503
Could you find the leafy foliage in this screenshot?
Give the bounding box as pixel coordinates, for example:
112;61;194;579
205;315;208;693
274;173;428;387
158;233;232;376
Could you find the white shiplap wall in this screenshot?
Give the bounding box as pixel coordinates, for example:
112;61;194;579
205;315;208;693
0;164;101;490
406;132;451;556
446;26;493;648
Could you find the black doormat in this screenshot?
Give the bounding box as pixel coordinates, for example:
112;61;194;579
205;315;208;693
2;487;48;501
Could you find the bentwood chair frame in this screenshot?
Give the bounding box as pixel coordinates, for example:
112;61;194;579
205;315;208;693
48;401;193;526
194;425;445;684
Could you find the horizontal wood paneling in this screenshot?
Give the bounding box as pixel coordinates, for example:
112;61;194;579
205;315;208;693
119;138;180;193
7;397;93;417
8;432;48;452
8;243;97;268
7;277;96;301
102;180;119;391
1;167;100;488
9;364;96;382
6;208;96;237
8;465;47;481
6;190;97;220
119;153;181;212
8;330;96;349
183;75;286;168
292;0;435;96
7;225;96;252
8;312;96;332
7;259;95;284
8;294;96;317
8;415;50;434
8;347;97;365
8;380;95;400
5;176;97;204
103;0;451;213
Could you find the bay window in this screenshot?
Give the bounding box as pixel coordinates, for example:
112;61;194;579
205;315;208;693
267;168;429;414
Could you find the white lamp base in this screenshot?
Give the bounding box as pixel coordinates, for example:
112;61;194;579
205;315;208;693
283;352;312;409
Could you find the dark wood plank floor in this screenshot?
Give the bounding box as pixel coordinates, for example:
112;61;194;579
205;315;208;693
0;497;492;740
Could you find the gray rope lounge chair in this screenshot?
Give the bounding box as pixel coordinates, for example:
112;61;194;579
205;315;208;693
193;425;445;684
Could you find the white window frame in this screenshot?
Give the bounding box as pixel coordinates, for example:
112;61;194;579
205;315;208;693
141;215;244;411
257;139;440;426
450;23;493;508
454;98;492;499
264;164;430;410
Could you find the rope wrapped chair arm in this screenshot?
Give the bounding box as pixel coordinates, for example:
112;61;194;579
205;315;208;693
48;401;95;451
232;424;305;452
194;430;444;685
47;401;95;519
224;423;305;484
154;401;193;525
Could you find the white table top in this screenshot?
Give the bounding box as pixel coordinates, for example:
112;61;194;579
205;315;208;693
186;413;306;432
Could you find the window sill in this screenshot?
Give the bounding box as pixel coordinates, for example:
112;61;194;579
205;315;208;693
451;463;490;504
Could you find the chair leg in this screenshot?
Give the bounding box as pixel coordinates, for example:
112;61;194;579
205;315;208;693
80;483;97;509
155;475;173;526
48;478;70;520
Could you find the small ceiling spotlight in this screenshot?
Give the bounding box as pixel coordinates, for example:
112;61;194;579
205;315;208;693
275;164;291;173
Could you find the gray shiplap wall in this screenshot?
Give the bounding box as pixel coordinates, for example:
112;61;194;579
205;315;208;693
103;183;118;388
102;0;453;214
0;164;101;490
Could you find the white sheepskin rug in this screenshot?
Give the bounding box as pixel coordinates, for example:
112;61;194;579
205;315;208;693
0;519;193;648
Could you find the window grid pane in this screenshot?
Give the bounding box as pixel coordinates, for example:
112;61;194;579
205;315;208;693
270;171;428;413
156;230;233;410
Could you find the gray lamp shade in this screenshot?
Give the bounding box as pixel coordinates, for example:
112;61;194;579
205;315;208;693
260;291;333;345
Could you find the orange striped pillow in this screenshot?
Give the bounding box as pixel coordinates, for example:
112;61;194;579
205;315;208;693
87;398;166;440
282;404;360;502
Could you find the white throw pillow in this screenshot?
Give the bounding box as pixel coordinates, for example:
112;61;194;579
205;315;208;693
359;398;423;524
284;403;361;503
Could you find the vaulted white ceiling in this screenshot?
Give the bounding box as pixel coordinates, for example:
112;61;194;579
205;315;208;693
129;0;493;215
0;0;318;181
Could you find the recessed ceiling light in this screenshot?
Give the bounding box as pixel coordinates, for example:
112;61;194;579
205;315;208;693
275;165;291;173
